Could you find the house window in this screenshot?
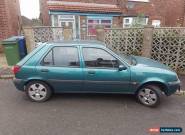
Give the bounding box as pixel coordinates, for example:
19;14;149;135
152;20;161;27
123;17;148;27
87;17;112;36
123;18;133;27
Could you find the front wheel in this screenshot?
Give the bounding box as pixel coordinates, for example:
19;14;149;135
25;81;52;102
136;85;162;107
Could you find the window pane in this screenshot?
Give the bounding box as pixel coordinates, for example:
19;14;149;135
133;17;147;25
101;20;111;24
88;26;96;35
104;25;111;28
125;18;130;23
53;47;79;67
83;48;119;68
43;50;53;66
88;19;99;24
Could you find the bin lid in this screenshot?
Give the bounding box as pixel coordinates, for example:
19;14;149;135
1;36;24;45
13;36;25;40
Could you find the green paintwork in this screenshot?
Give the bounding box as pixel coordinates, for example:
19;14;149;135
13;40;180;96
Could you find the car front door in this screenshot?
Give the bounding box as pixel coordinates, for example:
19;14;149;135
82;47;131;93
36;46;83;92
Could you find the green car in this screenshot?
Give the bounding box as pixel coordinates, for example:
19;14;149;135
13;41;180;107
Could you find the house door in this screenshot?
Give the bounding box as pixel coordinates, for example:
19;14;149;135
59;15;77;39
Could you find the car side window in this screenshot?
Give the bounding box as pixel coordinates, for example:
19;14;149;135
43;47;80;67
82;47;120;68
43;50;53;66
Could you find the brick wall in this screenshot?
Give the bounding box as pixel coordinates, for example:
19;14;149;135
163;0;185;26
0;0;21;52
39;0;50;26
40;0;185;27
126;0;185;26
113;16;123;28
48;0;117;4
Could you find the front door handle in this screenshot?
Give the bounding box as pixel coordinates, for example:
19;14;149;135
41;69;49;72
88;71;95;75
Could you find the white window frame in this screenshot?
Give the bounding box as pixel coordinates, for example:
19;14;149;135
152;20;161;27
123;17;148;28
123;17;133;28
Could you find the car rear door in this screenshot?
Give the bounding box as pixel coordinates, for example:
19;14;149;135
36;46;83;92
81;47;131;93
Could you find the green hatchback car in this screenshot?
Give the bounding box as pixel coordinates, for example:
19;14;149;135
13;40;180;107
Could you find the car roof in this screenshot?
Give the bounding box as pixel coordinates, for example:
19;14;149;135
46;40;106;47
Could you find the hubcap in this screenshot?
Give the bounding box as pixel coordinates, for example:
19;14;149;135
28;83;47;101
138;88;157;105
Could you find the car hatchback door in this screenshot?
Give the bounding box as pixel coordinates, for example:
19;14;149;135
82;47;131;93
36;46;83;92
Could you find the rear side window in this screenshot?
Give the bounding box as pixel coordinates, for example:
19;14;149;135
42;47;80;67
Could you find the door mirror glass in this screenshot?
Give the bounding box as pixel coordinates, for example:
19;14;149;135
118;65;127;71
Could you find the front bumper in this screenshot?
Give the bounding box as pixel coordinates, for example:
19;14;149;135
13;78;25;91
166;80;181;96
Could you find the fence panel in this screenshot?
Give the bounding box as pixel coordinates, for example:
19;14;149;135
24;26;97;49
151;28;185;73
104;27;185;74
105;28;144;55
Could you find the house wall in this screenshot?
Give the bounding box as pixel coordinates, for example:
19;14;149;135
113;16;122;28
41;0;185;27
0;0;21;41
48;0;117;4
0;0;21;52
39;0;50;26
126;0;185;26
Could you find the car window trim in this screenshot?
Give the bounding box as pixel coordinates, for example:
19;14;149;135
82;47;122;70
41;46;81;68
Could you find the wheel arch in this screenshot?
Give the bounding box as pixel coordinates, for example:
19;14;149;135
24;79;54;93
136;81;168;95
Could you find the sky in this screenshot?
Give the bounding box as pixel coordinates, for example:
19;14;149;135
19;0;40;19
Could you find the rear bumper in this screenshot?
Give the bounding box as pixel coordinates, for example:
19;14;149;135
13;78;25;91
166;80;181;96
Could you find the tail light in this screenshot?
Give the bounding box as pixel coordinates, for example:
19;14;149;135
12;65;21;74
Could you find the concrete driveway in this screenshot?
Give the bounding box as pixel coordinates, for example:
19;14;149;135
0;80;184;135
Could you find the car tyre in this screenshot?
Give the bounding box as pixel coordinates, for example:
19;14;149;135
136;85;162;107
25;81;52;102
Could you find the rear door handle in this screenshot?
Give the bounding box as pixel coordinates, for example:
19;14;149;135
88;71;95;75
41;69;49;72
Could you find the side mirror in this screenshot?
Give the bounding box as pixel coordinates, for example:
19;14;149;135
118;65;127;71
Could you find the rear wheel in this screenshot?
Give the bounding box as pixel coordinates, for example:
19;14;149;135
137;85;162;107
25;81;52;102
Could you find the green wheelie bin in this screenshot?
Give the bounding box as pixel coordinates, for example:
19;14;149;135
1;37;21;66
